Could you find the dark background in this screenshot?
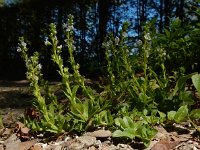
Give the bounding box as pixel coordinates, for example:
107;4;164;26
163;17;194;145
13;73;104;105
0;0;199;80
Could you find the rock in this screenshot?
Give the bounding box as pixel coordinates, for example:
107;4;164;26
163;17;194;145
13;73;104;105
88;146;96;150
0;145;4;150
2;128;12;136
53;145;62;150
77;136;96;147
100;144;117;150
42;145;62;150
5;141;20;150
84;130;112;138
4;138;37;150
67;141;85;150
19;139;37;150
4;134;19;145
31;143;43;150
64;136;96;150
117;143;134;150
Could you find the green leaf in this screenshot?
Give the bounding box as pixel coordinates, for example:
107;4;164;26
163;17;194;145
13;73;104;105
158;111;166;122
173;73;197;96
167;111;176;121
82;100;89;119
174;105;188;123
164;29;170;38
115;118;126;129
112;130;127;138
112;128;135;139
123;128;136;139
190;109;200;120
123;116;134;128
192;74;200;95
149;79;160;90
179;91;194;106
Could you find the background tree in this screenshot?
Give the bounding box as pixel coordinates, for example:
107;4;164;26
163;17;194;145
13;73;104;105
0;0;199;79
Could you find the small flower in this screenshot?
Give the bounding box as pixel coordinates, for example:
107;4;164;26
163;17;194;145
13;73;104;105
44;39;51;46
68;14;74;19
102;41;112;48
34;76;39;81
64;39;68;43
17;47;22;52
72;45;76;51
62;23;67;29
57;45;62;49
54;36;58;41
21;41;27;47
163;52;166;56
144;33;151;41
67;25;74;32
136;40;143;47
115;36;120;45
63;23;74;32
122;32;128;38
38;64;42;70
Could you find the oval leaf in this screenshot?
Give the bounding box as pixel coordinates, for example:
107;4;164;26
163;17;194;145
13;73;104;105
190;109;200;120
192;74;200;95
167;111;176;121
174;105;188;123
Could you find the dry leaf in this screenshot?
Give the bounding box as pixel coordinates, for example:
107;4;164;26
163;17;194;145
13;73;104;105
151;139;181;150
25;107;40;120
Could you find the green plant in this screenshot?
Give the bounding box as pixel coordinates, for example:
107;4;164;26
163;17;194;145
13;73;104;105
0;113;3;129
112;116;157;146
18;15;112;134
17;13;200;148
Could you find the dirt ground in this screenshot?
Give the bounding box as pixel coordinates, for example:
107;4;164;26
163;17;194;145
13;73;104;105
0;80;32;126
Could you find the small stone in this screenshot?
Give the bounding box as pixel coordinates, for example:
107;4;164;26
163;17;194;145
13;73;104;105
94;140;102;147
117;144;134;150
84;130;112;138
19;139;37;150
54;145;62;150
0;145;4;150
0;141;4;144
45;145;62;150
88;146;96;150
101;144;117;150
77;136;96;147
4;134;19;145
5;141;20;150
31;144;43;150
67;142;85;150
2;128;12;136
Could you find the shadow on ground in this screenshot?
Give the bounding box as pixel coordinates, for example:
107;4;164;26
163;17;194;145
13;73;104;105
0;80;33;108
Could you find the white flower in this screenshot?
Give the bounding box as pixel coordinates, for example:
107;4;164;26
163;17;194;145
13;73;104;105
57;45;62;49
38;64;42;70
17;47;22;52
122;32;128;38
21;41;27;47
63;23;74;32
66;25;74;32
72;45;76;50
44;39;51;46
102;41;112;48
62;23;67;29
68;14;74;19
34;76;39;81
144;33;151;41
136;40;142;47
163;52;166;56
115;36;120;45
54;36;58;41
